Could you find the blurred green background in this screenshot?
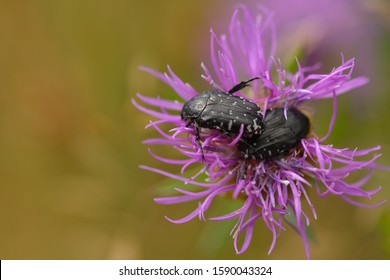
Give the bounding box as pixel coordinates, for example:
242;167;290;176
0;0;389;259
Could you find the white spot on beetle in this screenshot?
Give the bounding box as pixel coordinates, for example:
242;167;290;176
228;120;233;130
253;119;259;130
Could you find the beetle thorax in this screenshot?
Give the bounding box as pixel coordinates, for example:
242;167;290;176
181;93;209;120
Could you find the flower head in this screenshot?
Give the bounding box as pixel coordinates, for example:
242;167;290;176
133;5;386;258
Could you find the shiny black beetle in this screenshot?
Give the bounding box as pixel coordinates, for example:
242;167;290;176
238;107;310;160
181;77;264;147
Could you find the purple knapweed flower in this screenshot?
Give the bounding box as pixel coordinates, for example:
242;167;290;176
132;5;386;258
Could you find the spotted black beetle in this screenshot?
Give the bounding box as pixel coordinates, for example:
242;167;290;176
238;107;310;160
181;77;264;153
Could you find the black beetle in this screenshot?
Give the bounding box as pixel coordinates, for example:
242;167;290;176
238;107;310;160
181;77;264;151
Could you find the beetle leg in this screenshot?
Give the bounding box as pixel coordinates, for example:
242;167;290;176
194;125;201;142
185;120;192;127
194;125;206;161
228;77;260;94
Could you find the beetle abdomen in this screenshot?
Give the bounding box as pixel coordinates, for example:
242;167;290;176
181;90;264;138
238;108;310;160
195;90;263;135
